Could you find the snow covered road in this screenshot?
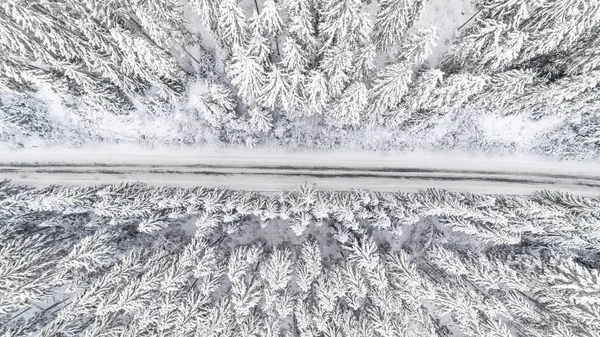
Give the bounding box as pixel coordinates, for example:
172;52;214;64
1;146;599;195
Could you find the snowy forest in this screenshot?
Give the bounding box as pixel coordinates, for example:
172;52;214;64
2;1;600;336
1;181;600;337
0;0;599;158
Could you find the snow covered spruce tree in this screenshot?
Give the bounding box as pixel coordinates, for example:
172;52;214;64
374;0;424;50
367;27;438;124
0;0;198;112
317;0;374;100
368;63;413;123
228;46;267;104
216;0;249;49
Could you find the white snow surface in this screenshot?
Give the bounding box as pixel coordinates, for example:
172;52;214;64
414;0;478;64
477;113;566;148
5;144;600;173
2;145;599;196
